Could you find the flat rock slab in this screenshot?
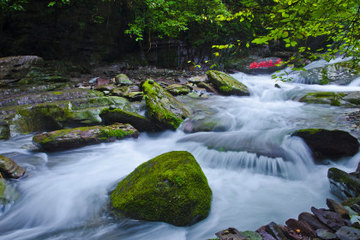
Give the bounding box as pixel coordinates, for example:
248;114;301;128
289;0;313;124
33;123;139;151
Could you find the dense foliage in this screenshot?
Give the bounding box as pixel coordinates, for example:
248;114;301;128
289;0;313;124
0;0;359;66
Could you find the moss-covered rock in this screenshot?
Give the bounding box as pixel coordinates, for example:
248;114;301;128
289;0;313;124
292;129;359;161
166;84;191;96
0;154;26;179
100;108;158;132
328;168;360;199
0;120;10;140
142;79;190;130
110;151;212;226
299;92;347;106
115;74;133;85
0;56;44;80
14;104;74;133
206;70;249;96
33;123;139;151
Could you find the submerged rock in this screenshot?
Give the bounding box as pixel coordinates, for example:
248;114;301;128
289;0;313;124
142;79;190;130
100;108;158;132
292;129;359;161
0;121;10;140
110;151;212;226
33;123;139;151
0;154;26;179
206;70;249;96
0;179;5;200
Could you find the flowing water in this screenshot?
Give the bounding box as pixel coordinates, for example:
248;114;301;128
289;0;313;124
1;61;360;240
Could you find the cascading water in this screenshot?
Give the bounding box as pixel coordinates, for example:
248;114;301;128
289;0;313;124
1;62;360;240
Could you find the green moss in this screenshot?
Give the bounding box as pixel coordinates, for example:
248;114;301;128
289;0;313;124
99;127;136;139
207;70;249;96
52;91;63;95
296;128;322;135
300;92;346;106
142;80;190;130
110;151;212;226
0;179;5;199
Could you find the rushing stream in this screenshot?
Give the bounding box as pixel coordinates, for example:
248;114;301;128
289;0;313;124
1;61;360;240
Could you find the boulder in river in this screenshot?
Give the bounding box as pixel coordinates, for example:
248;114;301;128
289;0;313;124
33;123;139;151
206;70;249;96
0;120;10;140
0;154;26;179
142;79;190;130
110;151;212;226
328;167;360;199
100;108;158;132
292;129;359;161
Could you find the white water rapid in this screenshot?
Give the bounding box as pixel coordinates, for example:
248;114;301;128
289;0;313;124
1;62;360;240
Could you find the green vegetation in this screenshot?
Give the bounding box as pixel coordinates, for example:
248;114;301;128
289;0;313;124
110;151;212;226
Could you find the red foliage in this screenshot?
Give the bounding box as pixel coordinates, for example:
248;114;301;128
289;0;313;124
249;58;282;69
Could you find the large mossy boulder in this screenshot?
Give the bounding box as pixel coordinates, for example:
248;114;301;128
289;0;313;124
0;154;26;179
328;168;360;199
110;151;212;226
206;70;249;96
100;108;158;132
33;123;139;151
292;129;359;161
142;80;190;130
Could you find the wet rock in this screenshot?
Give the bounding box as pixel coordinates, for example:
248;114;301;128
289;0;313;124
95;84;116;92
187;75;207;83
100;108;158;132
0;154;26;179
95;78;110;86
215;228;248;240
328;167;360;199
296;59;360;85
299;91;360;107
0;56;44;80
142;79;190;130
110;151;212;226
336;226;360;240
0;179;5;200
18;66;69;85
327;198;350;219
292;129;359;161
264;222;288;240
298;212;333;231
285;218;317;237
311;207;348;231
33;123;139;151
206;70;249;96
0;120;10;140
316;229;337;239
115;74;133;85
196;81;218;94
166;84;191;96
241;231;262;240
256;226;277;240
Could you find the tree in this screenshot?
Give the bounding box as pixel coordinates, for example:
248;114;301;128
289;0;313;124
251;0;360;62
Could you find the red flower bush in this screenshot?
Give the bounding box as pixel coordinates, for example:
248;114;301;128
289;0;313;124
249;58;282;69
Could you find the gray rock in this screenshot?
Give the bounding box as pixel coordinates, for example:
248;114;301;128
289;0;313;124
316;229;337;240
0;154;26;179
115;74;133;85
328;168;360;199
0;56;43;80
292;129;359;161
336;226;360;240
0;121;10;140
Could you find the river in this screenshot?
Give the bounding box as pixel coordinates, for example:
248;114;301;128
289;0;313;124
0;61;360;240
